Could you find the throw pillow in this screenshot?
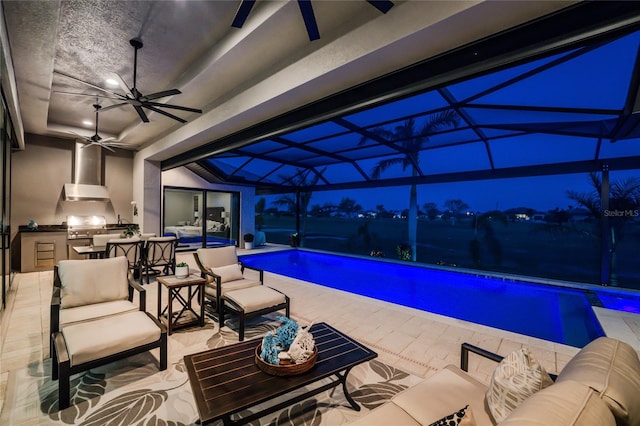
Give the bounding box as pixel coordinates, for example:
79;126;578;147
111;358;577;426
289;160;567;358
211;264;244;283
428;405;476;426
485;347;554;423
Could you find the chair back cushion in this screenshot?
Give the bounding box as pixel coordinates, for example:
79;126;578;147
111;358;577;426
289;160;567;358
196;246;238;268
92;233;124;247
58;257;130;309
499;380;616;426
210;264;244;283
556;336;640;426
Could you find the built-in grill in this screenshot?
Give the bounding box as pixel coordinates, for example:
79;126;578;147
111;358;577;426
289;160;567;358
66;215;108;240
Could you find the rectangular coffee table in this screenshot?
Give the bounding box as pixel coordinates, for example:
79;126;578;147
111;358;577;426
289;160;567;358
184;322;377;425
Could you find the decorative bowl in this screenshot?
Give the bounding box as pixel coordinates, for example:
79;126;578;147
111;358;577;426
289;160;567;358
254;344;318;376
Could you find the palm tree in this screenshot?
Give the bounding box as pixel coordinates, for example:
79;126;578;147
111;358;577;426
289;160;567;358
272;167;327;246
358;111;460;260
567;172;640;285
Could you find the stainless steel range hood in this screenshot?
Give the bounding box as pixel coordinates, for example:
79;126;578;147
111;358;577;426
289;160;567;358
64;142;110;201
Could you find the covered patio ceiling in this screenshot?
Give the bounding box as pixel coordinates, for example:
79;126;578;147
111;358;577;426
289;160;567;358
164;3;640;195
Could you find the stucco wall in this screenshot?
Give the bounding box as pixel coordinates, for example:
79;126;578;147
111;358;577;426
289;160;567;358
11;133;134;234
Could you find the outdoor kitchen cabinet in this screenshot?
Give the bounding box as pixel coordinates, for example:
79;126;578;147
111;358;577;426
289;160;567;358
20;231;68;272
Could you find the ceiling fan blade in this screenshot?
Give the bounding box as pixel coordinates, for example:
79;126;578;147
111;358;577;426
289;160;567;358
97;143;116;152
54;71;125;98
134;105;150;123
99;102;131;112
366;0;394;13
99;137;116;143
142;89;181;101
146;101;203;113
297;0;320;41
111;72;136;99
144;104;187;123
231;0;256;28
53;91;123;101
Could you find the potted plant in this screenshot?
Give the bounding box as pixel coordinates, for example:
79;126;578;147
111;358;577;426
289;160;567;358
289;233;299;247
243;233;255;250
121;224;140;238
175;262;189;278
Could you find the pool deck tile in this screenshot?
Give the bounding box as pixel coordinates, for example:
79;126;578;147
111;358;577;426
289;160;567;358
2;246;639;420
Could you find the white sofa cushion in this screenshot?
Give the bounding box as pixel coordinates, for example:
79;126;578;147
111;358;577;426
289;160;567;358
485;347;553;423
499;380;616;426
61;311;160;366
58;257;130;309
556;336;640;426
349;401;422;426
392;365;494;426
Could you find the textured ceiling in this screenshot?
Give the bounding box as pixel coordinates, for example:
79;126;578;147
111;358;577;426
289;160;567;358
2;0;578;154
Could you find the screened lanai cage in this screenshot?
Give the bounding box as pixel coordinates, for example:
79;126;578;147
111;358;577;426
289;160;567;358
164;3;640;290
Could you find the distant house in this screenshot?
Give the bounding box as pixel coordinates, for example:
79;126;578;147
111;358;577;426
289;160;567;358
503;207;535;221
569;208;593;222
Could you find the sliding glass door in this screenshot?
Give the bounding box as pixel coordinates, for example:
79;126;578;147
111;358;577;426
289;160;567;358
1;93;14;310
163;187;238;251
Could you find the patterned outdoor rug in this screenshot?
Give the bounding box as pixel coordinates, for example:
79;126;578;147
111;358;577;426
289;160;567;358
1;315;422;425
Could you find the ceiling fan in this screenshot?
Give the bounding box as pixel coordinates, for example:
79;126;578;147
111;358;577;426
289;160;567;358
74;103;129;152
231;0;394;41
55;37;202;124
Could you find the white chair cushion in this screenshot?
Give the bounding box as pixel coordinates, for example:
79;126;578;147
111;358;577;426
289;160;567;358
59;300;138;326
204;278;261;298
61;311;160;366
58;257;130;309
211;264;244;283
223;286;286;313
197;246;238;268
92;233;124;247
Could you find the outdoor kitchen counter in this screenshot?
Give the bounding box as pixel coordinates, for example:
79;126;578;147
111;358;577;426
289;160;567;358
17;224;135;272
19;229;68;272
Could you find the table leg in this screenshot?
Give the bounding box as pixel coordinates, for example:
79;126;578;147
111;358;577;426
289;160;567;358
168;287;174;335
338;367;361;411
198;283;205;327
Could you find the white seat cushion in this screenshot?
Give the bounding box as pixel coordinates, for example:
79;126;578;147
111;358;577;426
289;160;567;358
223;286;286;313
204;278;261;298
61;311;160;366
349;401;422;426
59;300;138;326
58;257;130;308
392;365;494;426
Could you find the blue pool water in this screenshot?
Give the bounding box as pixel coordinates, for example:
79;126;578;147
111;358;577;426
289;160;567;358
597;293;640;314
240;250;605;347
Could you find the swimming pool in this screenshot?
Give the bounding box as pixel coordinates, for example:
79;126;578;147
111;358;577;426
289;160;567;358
240;249;605;347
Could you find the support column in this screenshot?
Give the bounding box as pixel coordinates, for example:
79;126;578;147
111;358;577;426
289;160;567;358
600;164;610;286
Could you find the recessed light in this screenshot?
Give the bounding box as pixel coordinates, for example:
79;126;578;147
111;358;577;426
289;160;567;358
82;120;92;126
105;78;118;86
